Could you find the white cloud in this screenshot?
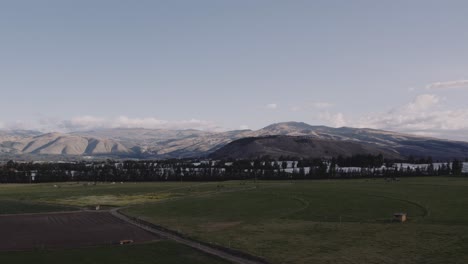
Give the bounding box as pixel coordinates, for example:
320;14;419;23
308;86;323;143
266;103;278;109
355;94;468;140
307;94;468;140
318;112;347;127
111;116;169;129
2;93;468;141
239;125;249;130
3;116;223;132
403;94;439;112
426;79;468;90
2;120;34;131
65;116;107;130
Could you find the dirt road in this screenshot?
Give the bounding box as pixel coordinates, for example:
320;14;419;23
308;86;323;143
110;209;269;264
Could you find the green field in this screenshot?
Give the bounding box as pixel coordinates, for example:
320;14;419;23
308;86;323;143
0;181;251;209
2;177;468;263
124;178;468;264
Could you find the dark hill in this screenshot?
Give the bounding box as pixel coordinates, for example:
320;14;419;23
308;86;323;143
209;135;402;160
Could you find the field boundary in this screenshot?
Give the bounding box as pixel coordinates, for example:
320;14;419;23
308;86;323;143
0;209;89;217
111;208;270;264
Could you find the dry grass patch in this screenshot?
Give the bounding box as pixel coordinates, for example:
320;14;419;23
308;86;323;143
49;193;173;207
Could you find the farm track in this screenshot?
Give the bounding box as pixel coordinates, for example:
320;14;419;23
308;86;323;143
111;208;269;264
108;184;282;263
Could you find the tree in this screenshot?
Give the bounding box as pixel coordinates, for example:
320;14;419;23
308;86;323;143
452;159;463;175
281;161;288;170
329;158;337;178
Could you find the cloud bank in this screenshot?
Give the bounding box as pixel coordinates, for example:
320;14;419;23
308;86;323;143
3;116;223;133
355;94;468;140
309;94;468;141
2;93;468;141
426;80;468;90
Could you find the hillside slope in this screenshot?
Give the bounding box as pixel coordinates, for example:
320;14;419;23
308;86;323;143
2;133;132;156
209;135;403;160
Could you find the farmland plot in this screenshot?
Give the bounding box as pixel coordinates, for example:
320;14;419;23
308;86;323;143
0;211;159;251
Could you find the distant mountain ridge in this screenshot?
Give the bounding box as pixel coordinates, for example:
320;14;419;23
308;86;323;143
0;122;467;160
0;132;131;156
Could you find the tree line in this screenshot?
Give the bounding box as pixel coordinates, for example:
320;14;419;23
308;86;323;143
0;154;465;183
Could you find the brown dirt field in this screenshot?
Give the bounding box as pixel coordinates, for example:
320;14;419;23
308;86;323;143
0;211;160;251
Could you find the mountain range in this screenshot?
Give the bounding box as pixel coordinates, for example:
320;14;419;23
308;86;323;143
0;122;467;160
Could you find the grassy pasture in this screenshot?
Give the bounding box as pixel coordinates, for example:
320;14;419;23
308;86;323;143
2;177;468;263
0;181;251;209
124;177;468;264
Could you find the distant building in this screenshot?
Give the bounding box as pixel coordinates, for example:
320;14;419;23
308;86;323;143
120;239;134;245
393;213;407;222
31;171;37;181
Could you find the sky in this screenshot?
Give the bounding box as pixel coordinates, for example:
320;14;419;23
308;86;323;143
1;0;468;140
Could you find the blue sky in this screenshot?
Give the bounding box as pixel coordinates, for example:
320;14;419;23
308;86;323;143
1;0;468;140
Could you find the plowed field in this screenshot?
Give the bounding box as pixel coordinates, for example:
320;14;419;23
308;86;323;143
0;211;159;251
